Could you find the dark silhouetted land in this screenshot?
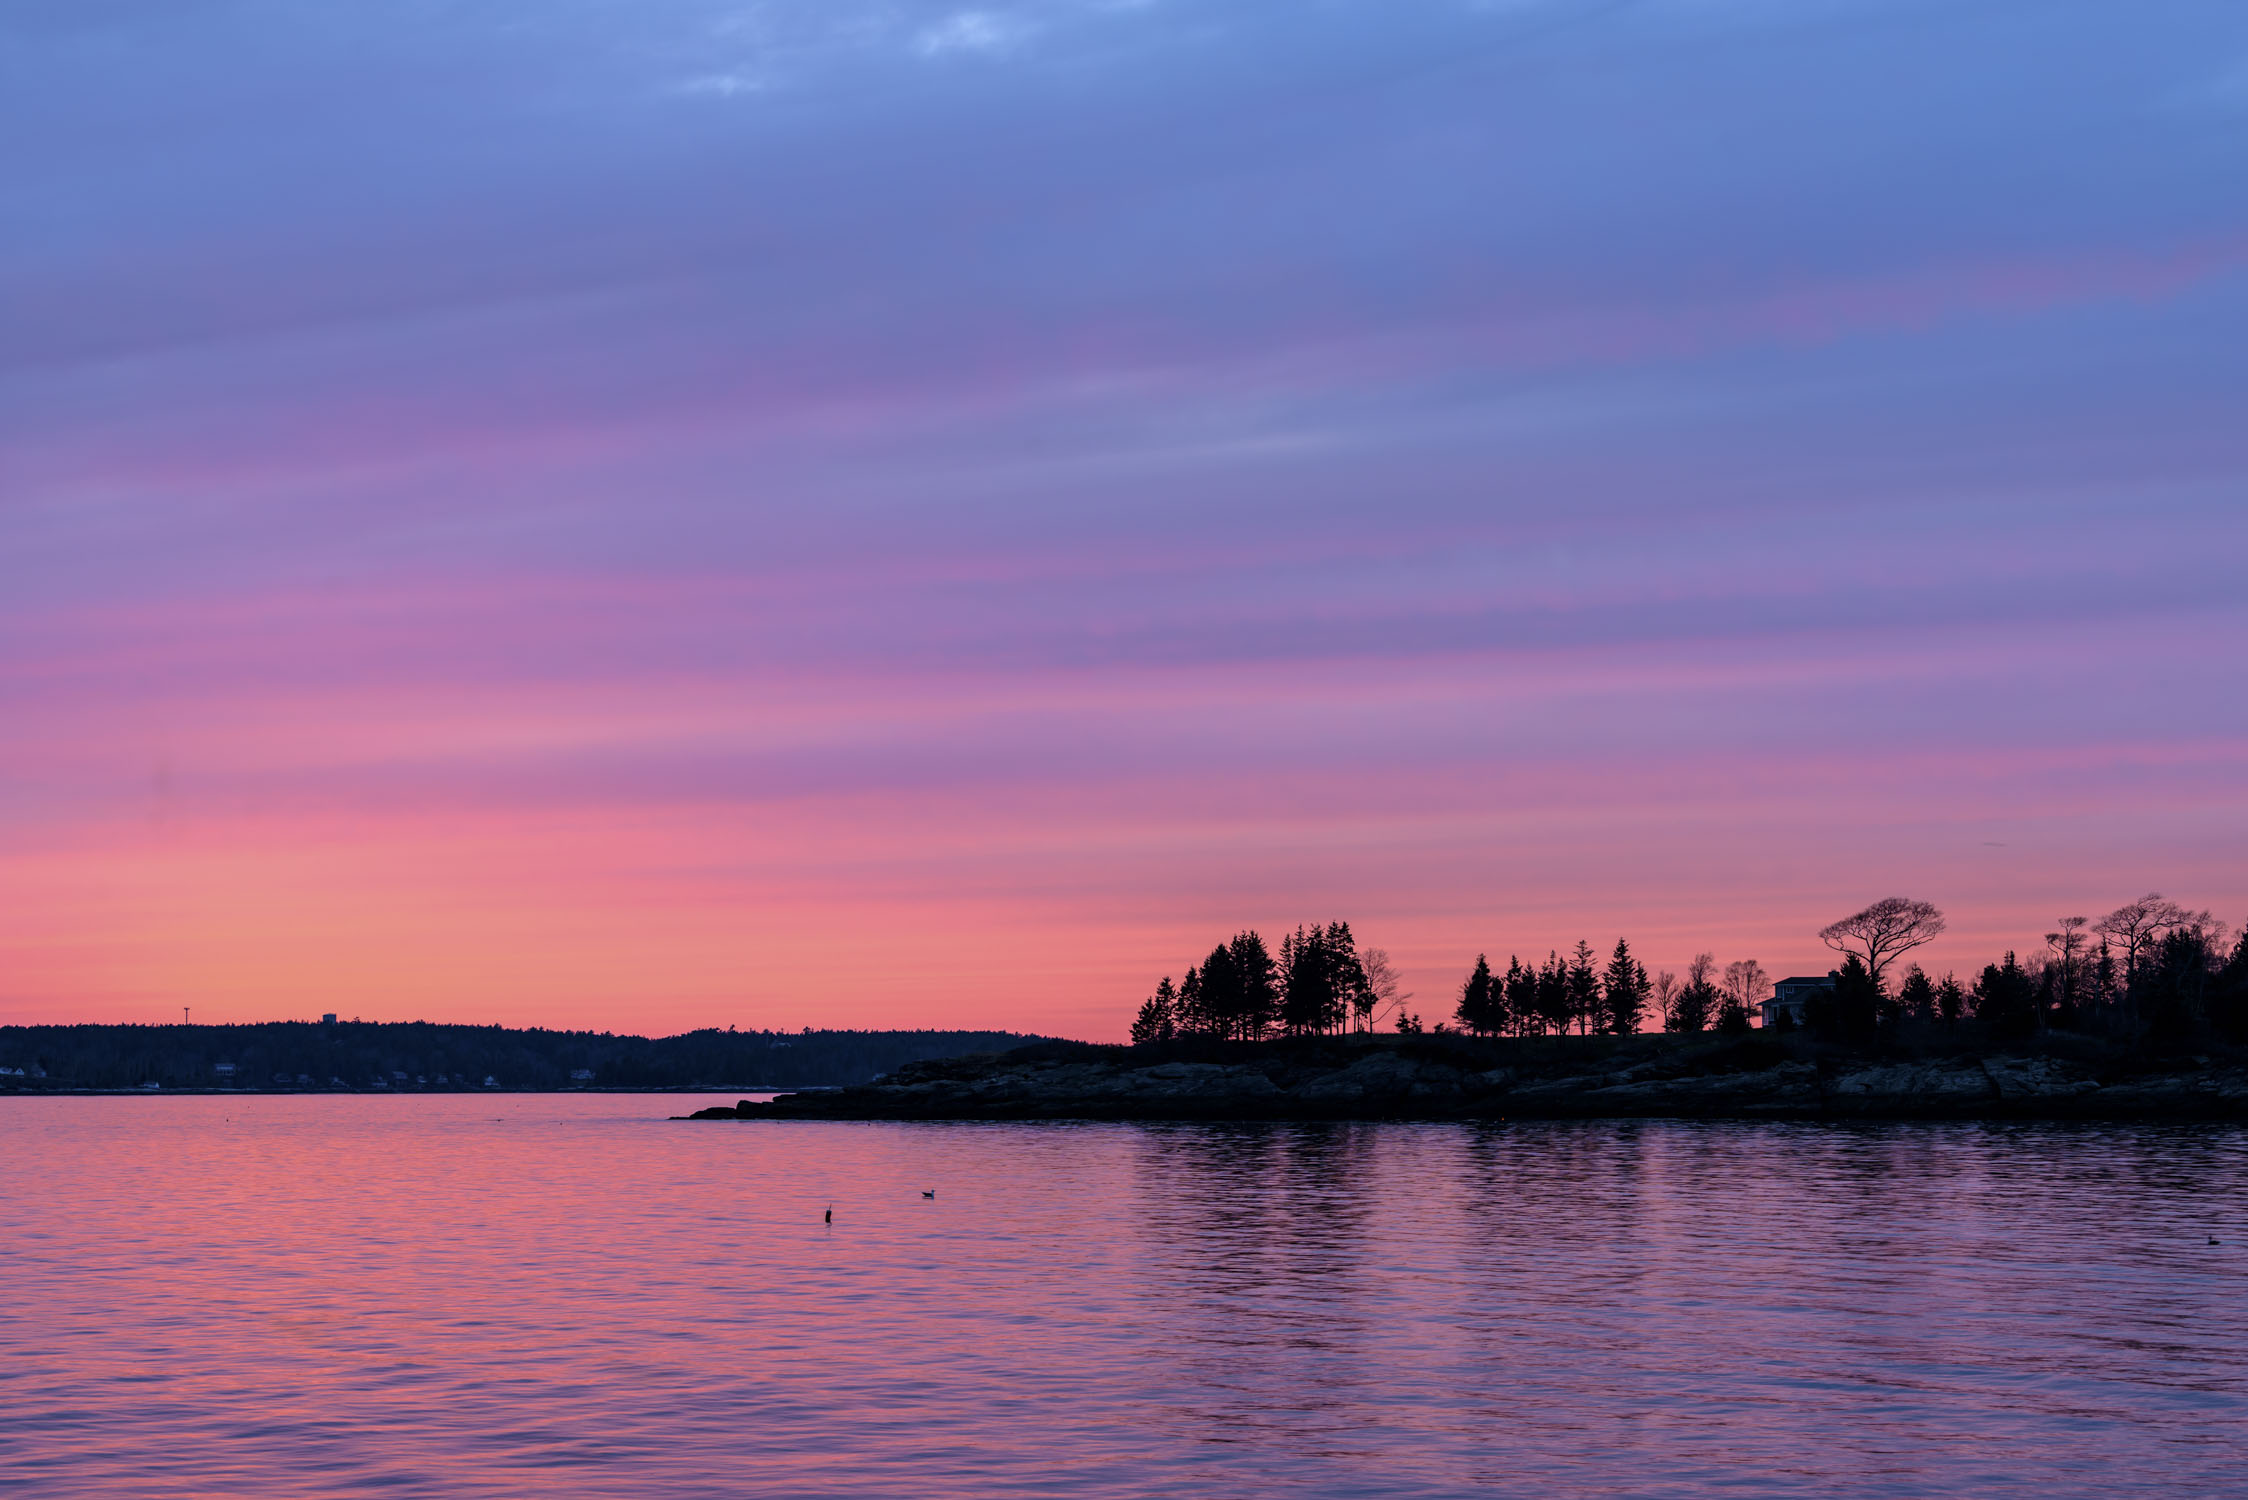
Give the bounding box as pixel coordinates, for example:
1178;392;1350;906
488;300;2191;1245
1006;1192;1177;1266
0;1022;1054;1093
688;1030;2248;1122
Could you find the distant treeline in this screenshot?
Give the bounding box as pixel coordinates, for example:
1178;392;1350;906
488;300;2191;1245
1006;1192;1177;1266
1132;895;2248;1047
0;1023;1052;1092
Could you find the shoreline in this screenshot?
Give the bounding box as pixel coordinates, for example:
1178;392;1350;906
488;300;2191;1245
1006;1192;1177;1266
680;1034;2248;1123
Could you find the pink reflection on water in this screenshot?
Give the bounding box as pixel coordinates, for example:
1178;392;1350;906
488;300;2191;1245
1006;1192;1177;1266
2;1097;2245;1498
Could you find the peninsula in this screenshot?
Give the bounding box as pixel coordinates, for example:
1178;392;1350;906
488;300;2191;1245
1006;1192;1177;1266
682;1032;2248;1123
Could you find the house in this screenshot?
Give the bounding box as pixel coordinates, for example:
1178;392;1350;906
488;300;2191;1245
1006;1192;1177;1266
1760;975;1834;1029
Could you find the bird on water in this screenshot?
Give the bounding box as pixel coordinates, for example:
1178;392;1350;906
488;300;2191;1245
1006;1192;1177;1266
923;1190;936;1198
824;1205;832;1224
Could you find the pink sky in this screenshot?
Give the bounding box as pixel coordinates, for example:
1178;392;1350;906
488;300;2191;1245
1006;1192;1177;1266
5;1;2246;1036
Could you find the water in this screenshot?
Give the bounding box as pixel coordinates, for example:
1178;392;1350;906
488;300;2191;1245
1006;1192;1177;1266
2;1097;2243;1497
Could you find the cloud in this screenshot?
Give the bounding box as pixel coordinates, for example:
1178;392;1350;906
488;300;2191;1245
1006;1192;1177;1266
674;70;766;96
917;9;1030;56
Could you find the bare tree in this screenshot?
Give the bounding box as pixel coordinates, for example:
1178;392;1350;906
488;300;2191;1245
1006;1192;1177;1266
1723;959;1770;1018
2093;894;2211;987
1818;898;1946;985
1652;971;1679;1029
1360;948;1409;1033
2044;916;2089;1015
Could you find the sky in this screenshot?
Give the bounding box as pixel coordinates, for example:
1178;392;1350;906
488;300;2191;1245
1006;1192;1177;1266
4;0;2246;1038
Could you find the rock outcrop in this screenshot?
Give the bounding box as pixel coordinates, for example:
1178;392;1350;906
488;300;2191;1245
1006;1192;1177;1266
672;1036;2248;1123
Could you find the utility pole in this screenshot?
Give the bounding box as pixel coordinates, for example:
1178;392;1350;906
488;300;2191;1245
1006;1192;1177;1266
183;1006;190;1026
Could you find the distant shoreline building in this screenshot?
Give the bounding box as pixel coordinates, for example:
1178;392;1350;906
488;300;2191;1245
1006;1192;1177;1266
1760;975;1834;1029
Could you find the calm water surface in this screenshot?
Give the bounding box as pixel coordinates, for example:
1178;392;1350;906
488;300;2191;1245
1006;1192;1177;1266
2;1097;2244;1497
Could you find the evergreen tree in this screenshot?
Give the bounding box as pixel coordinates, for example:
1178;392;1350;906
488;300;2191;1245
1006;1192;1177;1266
1666;953;1718;1033
1502;957;1533;1036
1130;978;1177;1046
1174;963;1211;1038
1971;952;2037;1039
1934;972;1966;1025
1225;930;1279;1040
2091;941;2120;1021
2137;925;2223;1045
1567;941;1601;1034
2212;930;2248;1045
1807;954;1882;1041
1203;942;1245;1037
1602;939;1650;1036
1323;922;1374;1035
1896;965;1936;1023
1536;952;1574;1035
1280;925;1353;1036
1455;954;1498;1035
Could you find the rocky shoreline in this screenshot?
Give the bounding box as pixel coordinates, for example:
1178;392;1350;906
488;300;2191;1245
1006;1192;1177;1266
677;1035;2248;1123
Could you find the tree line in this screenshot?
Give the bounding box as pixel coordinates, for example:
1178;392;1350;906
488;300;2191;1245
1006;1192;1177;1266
1131;923;1409;1044
1128;893;2248;1048
0;1023;1054;1092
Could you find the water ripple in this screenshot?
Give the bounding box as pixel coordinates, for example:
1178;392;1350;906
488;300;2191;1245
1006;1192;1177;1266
1;1100;2243;1497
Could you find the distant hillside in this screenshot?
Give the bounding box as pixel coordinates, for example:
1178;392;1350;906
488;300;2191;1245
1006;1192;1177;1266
0;1022;1058;1092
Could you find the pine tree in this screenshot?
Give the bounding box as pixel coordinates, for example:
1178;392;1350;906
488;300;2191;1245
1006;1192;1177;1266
1602;939;1649;1036
1934;972;1966;1024
1226;930;1279;1040
1455;954;1498;1035
1567;941;1601;1034
1174;964;1210;1037
1130;978;1177;1046
1667;953;1718;1033
1971;952;2036;1039
1502;957;1532;1036
1896;965;1935;1023
1324;922;1372;1036
1807;954;1881;1041
1281;925;1352;1036
1536;952;1573;1035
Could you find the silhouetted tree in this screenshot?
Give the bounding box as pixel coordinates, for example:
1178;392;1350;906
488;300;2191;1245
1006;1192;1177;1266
1499;957;1532;1036
1603;940;1650;1036
1325;922;1374;1035
1651;970;1679;1031
1934;972;1966;1025
1972;952;2037;1040
1667;953;1718;1033
1173;964;1212;1037
1131;978;1178;1046
1817;954;1883;1041
1566;941;1601;1035
1454;954;1500;1035
2041;916;2091;1028
1819;897;1946;985
1896;965;1936;1023
1535;952;1574;1036
1719;959;1767;1033
1359;946;1404;1033
1280;924;1357;1036
2090;941;2120;1021
2096;895;2179;988
1223;931;1280;1040
2134;921;2230;1045
2212;930;2248;1045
